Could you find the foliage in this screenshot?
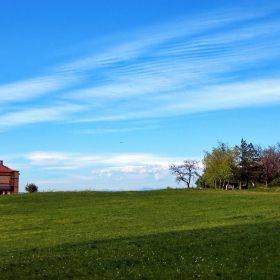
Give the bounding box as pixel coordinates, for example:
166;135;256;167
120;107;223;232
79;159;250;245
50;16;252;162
269;176;280;187
261;144;280;187
235;139;263;188
0;190;280;279
202;142;236;189
200;139;280;189
169;160;199;188
25;183;38;193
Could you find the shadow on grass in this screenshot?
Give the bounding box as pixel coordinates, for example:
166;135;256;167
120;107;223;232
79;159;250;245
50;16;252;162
1;219;280;280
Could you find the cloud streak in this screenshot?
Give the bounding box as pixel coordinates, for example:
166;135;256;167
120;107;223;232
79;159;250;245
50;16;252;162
1;7;280;128
0;103;85;127
25;151;183;169
0;74;79;104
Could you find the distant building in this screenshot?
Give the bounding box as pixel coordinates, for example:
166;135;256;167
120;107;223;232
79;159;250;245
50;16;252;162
0;161;19;194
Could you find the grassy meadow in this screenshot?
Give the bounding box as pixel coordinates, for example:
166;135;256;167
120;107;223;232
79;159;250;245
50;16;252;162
0;189;280;279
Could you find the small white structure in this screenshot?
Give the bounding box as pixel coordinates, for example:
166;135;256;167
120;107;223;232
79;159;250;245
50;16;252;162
226;184;234;190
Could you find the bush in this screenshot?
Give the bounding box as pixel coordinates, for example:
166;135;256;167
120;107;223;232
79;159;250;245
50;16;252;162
269;177;280;187
25;183;38;193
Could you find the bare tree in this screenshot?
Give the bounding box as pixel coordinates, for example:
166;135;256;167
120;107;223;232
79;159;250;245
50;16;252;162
169;160;200;188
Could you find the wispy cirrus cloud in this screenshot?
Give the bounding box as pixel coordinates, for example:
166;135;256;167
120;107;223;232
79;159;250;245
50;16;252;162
1;7;280;128
0;103;85;127
24;151;186;176
62;10;280;123
80;125;157;134
0;74;79;104
25;151;183;169
71;77;280;124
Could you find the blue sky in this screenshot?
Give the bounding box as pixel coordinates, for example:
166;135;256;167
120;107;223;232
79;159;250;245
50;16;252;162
1;1;280;191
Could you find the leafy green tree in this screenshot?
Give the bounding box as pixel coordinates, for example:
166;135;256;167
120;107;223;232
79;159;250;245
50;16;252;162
202;142;236;189
269;177;280;187
25;183;38;193
200;140;280;189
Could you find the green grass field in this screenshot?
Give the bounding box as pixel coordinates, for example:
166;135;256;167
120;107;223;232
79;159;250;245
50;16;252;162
1;189;280;279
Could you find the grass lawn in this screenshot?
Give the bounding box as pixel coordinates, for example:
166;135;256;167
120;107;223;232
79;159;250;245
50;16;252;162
0;189;280;279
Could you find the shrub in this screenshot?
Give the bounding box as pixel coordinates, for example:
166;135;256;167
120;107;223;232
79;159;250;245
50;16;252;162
25;183;38;193
269;177;280;187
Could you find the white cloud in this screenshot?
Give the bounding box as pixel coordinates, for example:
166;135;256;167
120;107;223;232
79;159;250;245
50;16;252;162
10;150;201;191
118;164;170;181
0;103;85;127
155;173;166;181
23;151;187;178
120;164;169;174
79;125;157;134
25;151;182;166
62;12;280;123
1;8;280;128
26;151;69;162
0;75;78;104
36;179;70;186
70;75;280;123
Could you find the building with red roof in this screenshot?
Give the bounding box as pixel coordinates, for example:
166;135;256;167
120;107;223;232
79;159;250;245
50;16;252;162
0;161;19;194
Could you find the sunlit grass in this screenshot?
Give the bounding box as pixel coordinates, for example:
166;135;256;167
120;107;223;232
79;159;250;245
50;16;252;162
1;189;279;279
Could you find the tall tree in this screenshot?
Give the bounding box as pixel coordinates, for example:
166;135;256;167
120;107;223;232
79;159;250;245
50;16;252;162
202;142;235;188
169;160;200;188
235;139;262;188
260;144;280;187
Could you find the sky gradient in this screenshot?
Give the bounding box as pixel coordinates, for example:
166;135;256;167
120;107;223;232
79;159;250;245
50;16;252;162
1;1;280;191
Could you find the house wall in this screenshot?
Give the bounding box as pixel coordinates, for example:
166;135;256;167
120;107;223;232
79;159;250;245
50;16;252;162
11;171;19;194
0;173;11;184
0;171;19;194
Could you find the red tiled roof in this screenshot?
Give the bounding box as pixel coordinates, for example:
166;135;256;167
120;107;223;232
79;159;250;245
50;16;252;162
0;164;17;172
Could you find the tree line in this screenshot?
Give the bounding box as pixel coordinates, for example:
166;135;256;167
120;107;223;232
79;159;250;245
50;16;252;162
170;139;280;189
